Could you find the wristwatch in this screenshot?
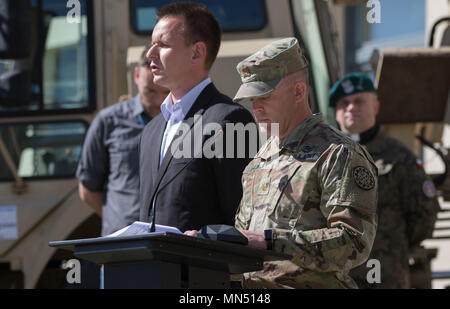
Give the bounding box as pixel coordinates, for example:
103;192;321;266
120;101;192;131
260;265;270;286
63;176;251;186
264;229;277;250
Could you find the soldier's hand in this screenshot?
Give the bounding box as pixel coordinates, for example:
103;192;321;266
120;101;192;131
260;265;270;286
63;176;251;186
239;230;267;249
184;230;198;237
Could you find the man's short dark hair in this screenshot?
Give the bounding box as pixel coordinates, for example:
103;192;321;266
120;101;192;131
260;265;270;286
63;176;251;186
157;2;222;70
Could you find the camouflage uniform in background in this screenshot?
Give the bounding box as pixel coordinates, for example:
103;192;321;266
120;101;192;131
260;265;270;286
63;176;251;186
235;114;379;289
350;127;439;289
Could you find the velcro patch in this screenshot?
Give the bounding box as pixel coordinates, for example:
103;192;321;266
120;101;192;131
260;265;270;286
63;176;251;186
352;166;375;190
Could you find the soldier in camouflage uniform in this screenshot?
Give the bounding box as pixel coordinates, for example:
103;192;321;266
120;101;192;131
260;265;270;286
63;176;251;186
330;73;440;288
231;38;378;289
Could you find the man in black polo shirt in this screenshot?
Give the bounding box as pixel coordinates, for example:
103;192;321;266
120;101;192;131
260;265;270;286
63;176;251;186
76;46;169;236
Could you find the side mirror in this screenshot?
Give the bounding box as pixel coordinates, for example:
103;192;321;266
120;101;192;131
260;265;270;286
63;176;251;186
0;0;32;59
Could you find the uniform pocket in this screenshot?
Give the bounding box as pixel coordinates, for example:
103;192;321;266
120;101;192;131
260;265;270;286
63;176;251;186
236;171;255;229
266;160;303;228
109;139;139;173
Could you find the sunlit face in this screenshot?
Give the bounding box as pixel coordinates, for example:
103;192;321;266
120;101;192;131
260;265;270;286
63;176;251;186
134;65;169;111
146;16;193;91
250;80;297;138
335;92;379;134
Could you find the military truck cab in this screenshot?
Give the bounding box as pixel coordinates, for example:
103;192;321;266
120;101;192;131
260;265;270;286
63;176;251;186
0;0;342;288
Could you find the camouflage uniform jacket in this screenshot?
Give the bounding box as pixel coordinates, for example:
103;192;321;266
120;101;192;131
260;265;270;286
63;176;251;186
350;128;439;289
235;114;378;289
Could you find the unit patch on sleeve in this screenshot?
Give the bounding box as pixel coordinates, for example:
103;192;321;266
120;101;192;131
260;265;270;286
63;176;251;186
352;166;375;190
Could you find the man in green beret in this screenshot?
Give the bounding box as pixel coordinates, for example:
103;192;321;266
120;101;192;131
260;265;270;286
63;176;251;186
330;73;440;289
232;38;378;288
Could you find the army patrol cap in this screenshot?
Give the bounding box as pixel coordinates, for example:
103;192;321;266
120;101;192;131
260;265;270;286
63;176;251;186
329;72;377;108
233;37;308;102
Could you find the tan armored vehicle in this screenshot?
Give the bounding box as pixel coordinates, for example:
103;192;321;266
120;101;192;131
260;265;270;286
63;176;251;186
0;0;448;288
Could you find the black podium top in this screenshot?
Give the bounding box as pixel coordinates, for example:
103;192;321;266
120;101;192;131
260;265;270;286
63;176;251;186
49;232;291;274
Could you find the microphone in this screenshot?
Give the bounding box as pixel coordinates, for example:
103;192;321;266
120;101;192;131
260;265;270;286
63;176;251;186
149;127;225;232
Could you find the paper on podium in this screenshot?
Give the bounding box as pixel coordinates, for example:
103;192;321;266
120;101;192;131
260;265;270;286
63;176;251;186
105;221;182;238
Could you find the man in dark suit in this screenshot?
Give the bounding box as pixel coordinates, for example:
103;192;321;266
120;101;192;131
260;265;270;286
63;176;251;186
139;2;255;232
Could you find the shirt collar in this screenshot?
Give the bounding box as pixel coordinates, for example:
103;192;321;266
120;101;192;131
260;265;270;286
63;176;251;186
132;94;145;117
259;114;323;160
280;114;323;151
160;77;212;122
348;124;380;145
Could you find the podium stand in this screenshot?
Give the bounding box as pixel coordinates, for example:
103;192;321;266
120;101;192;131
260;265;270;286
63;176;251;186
49;232;290;289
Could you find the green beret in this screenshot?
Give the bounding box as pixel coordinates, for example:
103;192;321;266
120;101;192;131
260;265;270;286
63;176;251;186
329;73;376;107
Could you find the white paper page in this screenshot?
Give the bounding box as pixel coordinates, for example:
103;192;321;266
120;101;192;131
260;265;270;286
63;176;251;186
105;221;182;238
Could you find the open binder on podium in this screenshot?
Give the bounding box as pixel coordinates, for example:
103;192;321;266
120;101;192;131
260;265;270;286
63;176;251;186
49;224;290;289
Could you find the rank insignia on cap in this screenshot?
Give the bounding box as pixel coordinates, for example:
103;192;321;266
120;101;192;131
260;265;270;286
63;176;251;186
241;67;251;78
423;180;436;198
341;79;355;94
353;166;375;190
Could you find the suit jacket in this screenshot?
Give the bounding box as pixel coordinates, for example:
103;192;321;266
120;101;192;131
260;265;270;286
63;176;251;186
139;83;256;232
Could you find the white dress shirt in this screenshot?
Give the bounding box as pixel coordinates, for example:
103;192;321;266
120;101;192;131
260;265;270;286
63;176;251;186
159;78;212;165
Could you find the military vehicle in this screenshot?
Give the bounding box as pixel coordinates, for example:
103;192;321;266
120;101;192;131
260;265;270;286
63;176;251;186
0;0;448;288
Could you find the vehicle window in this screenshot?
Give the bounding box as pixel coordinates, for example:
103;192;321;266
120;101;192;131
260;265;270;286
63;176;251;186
0;121;87;181
345;0;425;73
290;0;335;126
0;0;94;116
130;0;267;33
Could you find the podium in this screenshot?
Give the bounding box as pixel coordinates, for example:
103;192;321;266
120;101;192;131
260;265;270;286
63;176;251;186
49;232;290;289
